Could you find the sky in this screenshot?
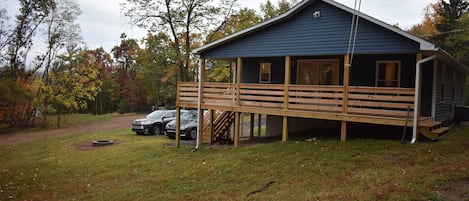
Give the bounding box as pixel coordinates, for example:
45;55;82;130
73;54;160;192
3;0;436;56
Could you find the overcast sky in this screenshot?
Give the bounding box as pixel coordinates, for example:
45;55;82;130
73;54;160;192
3;0;436;56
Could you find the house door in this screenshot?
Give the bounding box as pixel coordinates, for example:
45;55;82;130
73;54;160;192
297;59;339;85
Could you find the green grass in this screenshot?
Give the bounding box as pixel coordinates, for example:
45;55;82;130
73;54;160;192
12;113;115;134
0;126;468;200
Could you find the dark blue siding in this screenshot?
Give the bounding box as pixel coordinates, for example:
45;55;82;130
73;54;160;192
242;57;285;84
349;54;416;87
435;63;466;122
201;1;420;59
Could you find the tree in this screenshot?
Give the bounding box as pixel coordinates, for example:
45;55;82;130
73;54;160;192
122;0;237;82
408;4;441;38
0;8;10;61
40;48;101;128
83;48;115;115
111;34;146;112
3;0;55;79
31;0;83;126
0;0;55;128
410;0;468;66
432;0;469;66
207;8;262;43
137;32;176;109
37;0;82;83
260;0;297;20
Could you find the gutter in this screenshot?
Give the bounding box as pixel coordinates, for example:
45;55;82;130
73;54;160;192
412;54;437;144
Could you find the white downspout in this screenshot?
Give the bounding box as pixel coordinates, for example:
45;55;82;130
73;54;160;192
196;59;202;150
412;54;437;144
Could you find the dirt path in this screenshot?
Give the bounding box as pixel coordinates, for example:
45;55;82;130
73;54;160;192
0;114;142;146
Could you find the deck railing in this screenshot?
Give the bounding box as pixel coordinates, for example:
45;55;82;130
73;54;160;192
178;82;415;119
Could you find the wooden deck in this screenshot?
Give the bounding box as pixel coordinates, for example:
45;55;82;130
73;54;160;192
177;82;416;126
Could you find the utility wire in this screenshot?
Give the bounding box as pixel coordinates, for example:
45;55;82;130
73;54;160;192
350;0;362;64
346;0;362;66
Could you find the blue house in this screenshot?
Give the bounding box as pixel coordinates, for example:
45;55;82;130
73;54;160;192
174;0;468;147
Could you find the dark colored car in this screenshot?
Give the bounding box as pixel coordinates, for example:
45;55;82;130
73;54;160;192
132;110;176;135
165;110;198;140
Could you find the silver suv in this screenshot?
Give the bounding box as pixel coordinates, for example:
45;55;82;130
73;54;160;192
131;110;176;135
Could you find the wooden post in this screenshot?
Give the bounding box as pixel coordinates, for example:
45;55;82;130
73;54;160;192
175;107;181;148
236;57;243;106
416;53;423;142
240;113;244;138
234;112;240;147
341;54;351;142
257;114;262;137
282;56;291;142
209;109;214;144
250;113;254;139
197;59;206;148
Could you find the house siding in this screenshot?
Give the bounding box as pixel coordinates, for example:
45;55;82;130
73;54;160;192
242;57;286;84
201;1;420;59
435;62;466;122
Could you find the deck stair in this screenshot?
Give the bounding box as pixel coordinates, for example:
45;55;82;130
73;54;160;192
202;110;235;144
418;118;450;140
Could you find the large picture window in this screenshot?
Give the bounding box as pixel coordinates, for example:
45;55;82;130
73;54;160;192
297;59;339;85
259;63;271;83
376;60;401;87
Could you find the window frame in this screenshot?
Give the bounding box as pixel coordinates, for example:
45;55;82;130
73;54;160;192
259;63;271;83
375;60;401;87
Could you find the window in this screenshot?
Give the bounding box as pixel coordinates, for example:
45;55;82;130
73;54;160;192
259;63;271;83
376;60;401;87
297;59;339;85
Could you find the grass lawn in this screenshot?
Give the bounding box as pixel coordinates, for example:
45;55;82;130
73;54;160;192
34;113;115;129
0;126;468;200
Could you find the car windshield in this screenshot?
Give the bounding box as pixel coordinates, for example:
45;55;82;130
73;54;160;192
146;110;166;119
181;112;197;121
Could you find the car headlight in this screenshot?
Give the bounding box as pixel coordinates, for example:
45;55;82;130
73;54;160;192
142;120;152;124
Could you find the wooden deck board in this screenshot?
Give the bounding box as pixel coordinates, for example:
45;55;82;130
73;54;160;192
177;82;417;127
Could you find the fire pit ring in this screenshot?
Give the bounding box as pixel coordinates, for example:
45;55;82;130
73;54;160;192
92;139;114;146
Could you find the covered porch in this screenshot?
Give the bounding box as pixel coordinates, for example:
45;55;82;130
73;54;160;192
172;55;436;148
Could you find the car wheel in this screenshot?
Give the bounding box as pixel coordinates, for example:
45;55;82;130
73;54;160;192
153;125;162;135
136;131;144;135
190;128;197;140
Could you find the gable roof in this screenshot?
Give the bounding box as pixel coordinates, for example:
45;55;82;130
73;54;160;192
193;0;437;55
193;0;467;73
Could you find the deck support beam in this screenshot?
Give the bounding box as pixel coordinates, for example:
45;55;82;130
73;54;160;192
209;109;214;144
341;54;351;142
257;114;262;137
234;112;240;147
250;113;255;139
234;57;243;147
282;56;291;142
175;107;181;148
